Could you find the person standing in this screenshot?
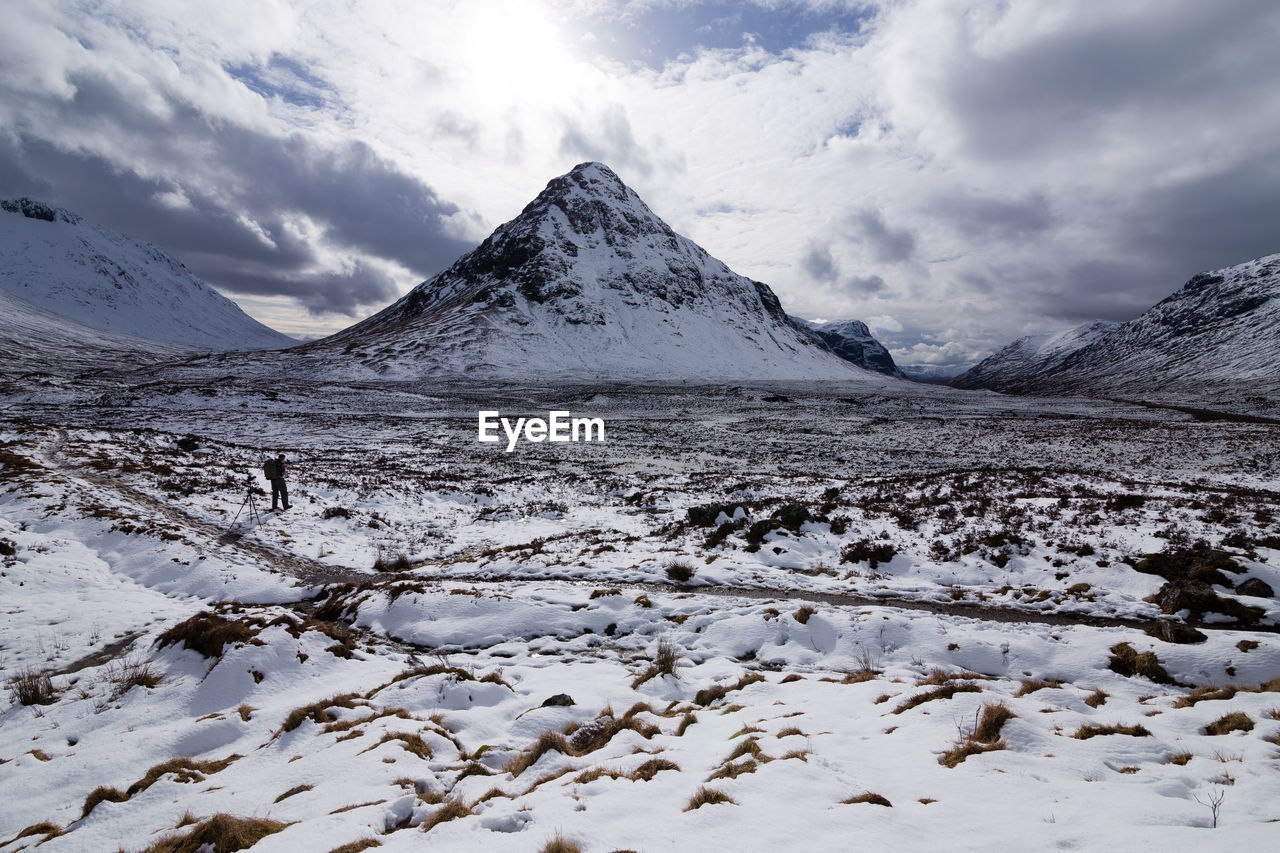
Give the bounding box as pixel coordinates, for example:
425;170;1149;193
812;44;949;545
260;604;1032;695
269;453;290;511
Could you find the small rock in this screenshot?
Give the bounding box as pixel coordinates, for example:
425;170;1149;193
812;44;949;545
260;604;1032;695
1144;619;1208;644
1236;577;1275;599
541;693;575;707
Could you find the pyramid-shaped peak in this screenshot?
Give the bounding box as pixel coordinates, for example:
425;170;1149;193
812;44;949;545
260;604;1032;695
536;161;634;207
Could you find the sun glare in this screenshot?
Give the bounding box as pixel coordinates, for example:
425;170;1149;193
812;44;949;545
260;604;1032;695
453;1;586;113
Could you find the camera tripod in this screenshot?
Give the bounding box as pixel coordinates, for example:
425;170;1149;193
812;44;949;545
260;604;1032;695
230;477;262;529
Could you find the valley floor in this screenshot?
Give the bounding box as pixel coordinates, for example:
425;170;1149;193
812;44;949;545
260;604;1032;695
2;377;1279;852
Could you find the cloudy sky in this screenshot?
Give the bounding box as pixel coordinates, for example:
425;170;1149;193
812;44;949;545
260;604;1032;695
2;0;1278;368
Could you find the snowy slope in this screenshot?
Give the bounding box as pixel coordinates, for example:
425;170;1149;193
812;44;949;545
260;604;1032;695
790;317;904;377
950;320;1119;392
1024;254;1280;393
0;198;295;351
313;163;875;380
0;288;187;377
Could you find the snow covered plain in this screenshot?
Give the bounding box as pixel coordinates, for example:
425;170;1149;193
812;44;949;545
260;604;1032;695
2;377;1279;851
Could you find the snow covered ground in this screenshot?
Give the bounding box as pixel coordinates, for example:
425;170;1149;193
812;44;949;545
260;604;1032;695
2;378;1279;851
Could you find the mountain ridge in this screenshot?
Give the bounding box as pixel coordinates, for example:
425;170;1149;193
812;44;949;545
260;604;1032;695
0;197;295;352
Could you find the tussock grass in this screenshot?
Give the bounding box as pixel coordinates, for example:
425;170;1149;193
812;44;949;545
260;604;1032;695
707;758;757;781
1;822;63;846
632;638;682;688
842;791;892;807
1083;689;1109;708
1015;679;1062;697
693;673;766;707
940;702;1015;767
776;726;806;738
1108;643;1176;685
917;668;985;687
326;840;382;853
1072;723;1152;740
1174;685;1238;708
685;786;736;811
574;766;624;784
1168;752;1194;765
973;703;1016;743
132;813;288;852
7;667;57;706
505;732;574;778
665;559;697;583
421;797;473;833
155;612;257;659
589;588;622;599
367;732;433;760
725;737;766;763
628;758;680;781
1203;712;1254;735
126;755;242;797
794;605;816;624
541;833;585;853
81;785;128;817
893;683;982;714
84;753;243;818
278;694;363;734
675;712;698;737
274;784;314;803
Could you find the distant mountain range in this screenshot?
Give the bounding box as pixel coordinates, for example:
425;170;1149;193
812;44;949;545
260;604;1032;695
790;318;904;378
952;254;1279;395
311;163;882;381
950;321;1118;392
0;197;294;352
3;176;1275;396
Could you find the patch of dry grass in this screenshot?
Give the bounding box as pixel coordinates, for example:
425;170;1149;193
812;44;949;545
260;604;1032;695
421;797;473;833
1203;712;1254;735
278;694;363;735
842;791;892;807
540;832;585;853
273;784;314;803
132;813;288;852
6;667;57;706
685;786;736;811
628;758;680;781
155;612;257;659
1072;723;1152;740
693;673;766;707
893;683;982;714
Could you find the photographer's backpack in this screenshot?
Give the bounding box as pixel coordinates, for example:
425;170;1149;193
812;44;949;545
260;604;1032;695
262;458;278;480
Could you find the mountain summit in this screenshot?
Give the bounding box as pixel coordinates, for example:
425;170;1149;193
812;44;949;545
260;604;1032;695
320;163;874;380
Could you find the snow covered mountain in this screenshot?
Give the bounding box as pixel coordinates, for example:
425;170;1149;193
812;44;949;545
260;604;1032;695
949;320;1119;392
314;163;876;380
790;317;904;377
0;287;187;378
0;198;294;352
1023;254;1280;393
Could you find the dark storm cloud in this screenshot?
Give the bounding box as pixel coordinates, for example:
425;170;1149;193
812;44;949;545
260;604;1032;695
848;208;915;263
930;189;1053;242
941;0;1280;161
196;259;403;316
0;68;473;316
844;274;886;295
801;242;838;282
